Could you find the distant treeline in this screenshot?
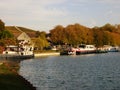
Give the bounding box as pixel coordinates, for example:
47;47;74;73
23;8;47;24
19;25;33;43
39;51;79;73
1;19;120;49
50;23;120;47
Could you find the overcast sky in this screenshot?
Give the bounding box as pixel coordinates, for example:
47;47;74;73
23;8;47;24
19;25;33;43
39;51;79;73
1;0;120;32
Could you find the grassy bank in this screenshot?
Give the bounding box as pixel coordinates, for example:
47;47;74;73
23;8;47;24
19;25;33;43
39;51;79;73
34;50;59;54
0;61;36;90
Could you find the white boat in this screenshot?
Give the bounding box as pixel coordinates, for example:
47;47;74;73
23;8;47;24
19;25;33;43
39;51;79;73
60;44;97;55
1;45;34;60
68;47;76;55
60;47;76;55
107;47;119;52
76;44;96;54
103;45;119;52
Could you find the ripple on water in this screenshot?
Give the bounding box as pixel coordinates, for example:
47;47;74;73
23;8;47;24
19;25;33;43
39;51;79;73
19;53;120;90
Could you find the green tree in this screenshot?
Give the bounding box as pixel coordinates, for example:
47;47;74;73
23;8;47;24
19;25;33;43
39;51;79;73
38;31;46;39
0;19;5;31
35;31;41;37
33;31;49;50
0;30;14;39
0;19;14;39
32;37;49;50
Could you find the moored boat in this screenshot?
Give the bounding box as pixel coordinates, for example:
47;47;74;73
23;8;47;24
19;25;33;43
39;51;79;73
1;45;34;60
60;44;97;55
103;45;119;52
107;47;119;52
76;44;96;55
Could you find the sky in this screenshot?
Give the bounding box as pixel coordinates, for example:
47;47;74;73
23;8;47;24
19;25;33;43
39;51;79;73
1;0;120;32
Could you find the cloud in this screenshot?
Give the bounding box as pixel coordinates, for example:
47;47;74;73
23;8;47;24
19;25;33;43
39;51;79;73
1;0;120;31
106;10;113;16
0;0;67;14
0;0;68;30
0;0;68;26
99;0;120;4
73;0;120;4
37;0;67;5
89;19;97;27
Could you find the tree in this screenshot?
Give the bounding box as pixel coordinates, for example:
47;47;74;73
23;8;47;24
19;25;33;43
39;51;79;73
101;23;117;32
86;29;94;44
92;25;117;47
0;30;14;39
92;28;104;47
50;23;120;47
0;19;14;39
38;31;47;39
0;19;5;31
50;25;65;44
0;38;16;46
32;37;49;50
33;31;49;50
0;20;16;48
65;24;80;45
115;24;120;33
50;24;93;46
102;31;113;45
35;31;41;37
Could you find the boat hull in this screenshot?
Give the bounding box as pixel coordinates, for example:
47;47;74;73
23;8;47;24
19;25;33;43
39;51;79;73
76;50;96;55
0;54;34;60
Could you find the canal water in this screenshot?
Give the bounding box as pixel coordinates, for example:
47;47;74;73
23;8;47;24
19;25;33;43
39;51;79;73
19;52;120;90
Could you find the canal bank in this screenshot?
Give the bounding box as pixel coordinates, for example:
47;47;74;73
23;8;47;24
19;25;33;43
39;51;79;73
0;61;36;90
0;52;60;90
34;52;60;57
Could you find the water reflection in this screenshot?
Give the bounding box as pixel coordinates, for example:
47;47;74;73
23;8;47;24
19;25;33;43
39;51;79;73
20;52;120;90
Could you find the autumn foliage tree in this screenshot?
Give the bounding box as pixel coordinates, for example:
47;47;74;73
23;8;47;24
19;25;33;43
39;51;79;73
50;25;65;44
50;23;120;47
50;24;94;46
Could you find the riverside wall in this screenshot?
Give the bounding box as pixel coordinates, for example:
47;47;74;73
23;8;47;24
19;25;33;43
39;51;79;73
34;52;60;57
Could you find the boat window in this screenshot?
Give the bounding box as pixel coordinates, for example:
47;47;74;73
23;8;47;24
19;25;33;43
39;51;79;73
79;45;85;48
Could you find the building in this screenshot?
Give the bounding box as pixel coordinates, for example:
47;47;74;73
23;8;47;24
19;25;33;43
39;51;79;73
5;26;36;54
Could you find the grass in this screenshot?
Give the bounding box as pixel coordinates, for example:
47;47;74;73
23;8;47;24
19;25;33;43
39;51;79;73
34;50;59;53
0;61;36;90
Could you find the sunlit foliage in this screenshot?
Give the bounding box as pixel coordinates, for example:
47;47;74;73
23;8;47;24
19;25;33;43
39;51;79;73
33;31;49;50
50;23;120;47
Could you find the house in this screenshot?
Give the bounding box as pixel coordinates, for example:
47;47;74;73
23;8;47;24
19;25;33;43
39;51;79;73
5;26;36;43
14;26;31;44
5;26;35;53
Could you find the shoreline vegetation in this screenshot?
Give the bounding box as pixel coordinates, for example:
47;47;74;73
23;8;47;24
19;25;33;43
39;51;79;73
0;60;36;90
0;52;60;90
1;19;120;90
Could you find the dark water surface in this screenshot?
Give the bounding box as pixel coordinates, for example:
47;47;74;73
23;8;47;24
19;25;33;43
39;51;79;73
19;52;120;90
